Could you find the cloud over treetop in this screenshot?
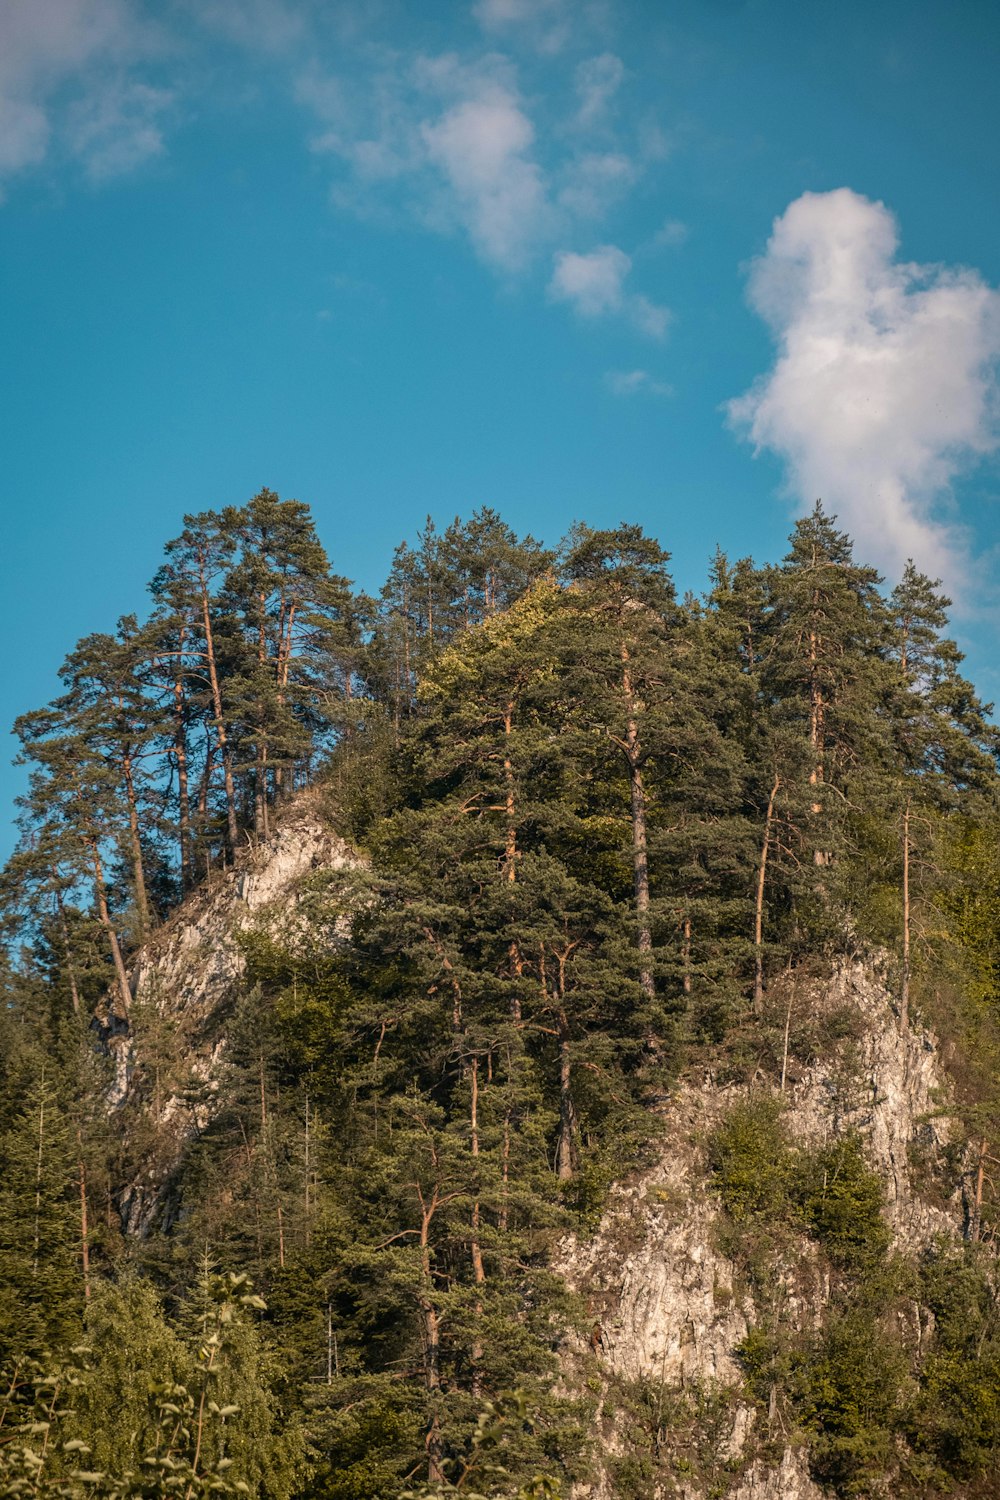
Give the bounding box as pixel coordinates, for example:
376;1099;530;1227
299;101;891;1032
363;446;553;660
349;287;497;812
729;188;1000;591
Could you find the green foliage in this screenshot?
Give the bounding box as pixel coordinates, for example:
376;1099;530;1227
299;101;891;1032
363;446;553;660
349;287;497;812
802;1136;891;1271
800;1308;909;1496
5;498;1000;1499
906;1245;1000;1484
0;1273;303;1499
707;1094;797;1223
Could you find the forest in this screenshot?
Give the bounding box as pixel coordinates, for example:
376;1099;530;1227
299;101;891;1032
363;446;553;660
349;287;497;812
3;490;1000;1499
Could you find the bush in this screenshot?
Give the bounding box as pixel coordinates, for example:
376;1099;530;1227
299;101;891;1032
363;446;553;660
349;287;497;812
707;1095;797;1223
803;1136;890;1271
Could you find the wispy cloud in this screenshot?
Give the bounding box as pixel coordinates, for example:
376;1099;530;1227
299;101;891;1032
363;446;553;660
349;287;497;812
0;0;169;191
299;52;555;274
606;368;673;397
472;0;572;54
186;0;307;52
728;188;1000;590
558;150;637;219
0;3;678;355
550;244;629;314
574;52;624;128
550;244;670;337
67;78;172;180
650;217;688;248
421;72;552;272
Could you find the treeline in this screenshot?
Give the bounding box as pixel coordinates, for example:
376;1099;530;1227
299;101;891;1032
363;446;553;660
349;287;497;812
3;494;1000;1498
6;492;996;1029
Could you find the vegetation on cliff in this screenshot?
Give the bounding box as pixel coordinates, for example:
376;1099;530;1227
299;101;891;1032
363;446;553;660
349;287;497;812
3;493;1000;1497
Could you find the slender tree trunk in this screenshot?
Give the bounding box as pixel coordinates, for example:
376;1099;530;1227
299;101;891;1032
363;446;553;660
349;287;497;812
403;583;413;709
681;915;692;996
88;839;131;1018
499;1107;511;1233
417;1188;445;1482
254;596;271;838
555;944;578;1179
121;749;151;935
754;774;780;1012
620;647;656;1006
970;1137;988;1243
901;795;911;1035
556;1013;576;1181
198;560;239;851
173;629;193;890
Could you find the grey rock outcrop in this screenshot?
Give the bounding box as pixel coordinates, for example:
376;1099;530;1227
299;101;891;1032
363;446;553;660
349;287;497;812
106;793;364;1233
562;960;959;1499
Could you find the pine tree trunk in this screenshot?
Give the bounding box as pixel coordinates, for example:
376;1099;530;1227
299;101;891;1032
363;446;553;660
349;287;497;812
901;795;911;1035
556;1016;576;1180
499;1108;511;1233
121;749;151;934
417;1188;445;1481
682;915;692;996
173;630;193;890
88;838;132;1018
198;560;239;852
754;774;780;1012
620;647;655;1006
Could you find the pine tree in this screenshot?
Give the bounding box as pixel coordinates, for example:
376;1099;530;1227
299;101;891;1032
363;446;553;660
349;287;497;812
0;1066;84;1364
884;561;998;1029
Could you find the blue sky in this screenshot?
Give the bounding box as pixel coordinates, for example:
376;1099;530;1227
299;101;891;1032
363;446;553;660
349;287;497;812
3;0;1000;856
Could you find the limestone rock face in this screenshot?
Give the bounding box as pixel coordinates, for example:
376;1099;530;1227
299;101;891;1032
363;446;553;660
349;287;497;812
119;800;359;1041
562;961;959;1499
106;793;364;1234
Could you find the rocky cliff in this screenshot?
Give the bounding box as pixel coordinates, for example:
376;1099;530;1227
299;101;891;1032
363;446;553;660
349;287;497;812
105;792;364;1233
103;805;971;1495
560;962;961;1499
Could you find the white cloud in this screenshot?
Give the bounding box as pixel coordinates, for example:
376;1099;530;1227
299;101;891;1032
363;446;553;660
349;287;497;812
0;95;49;177
651;217;688;248
472;0;571;53
574;52;624;128
630;293;670;339
550;244;629;315
422;79;551;271
0;0;167;190
550;244;670;337
728;189;1000;589
67;79;171;180
606;368;673;397
301;53;556;273
474;0;542;21
558;150;637;219
187;0;306;52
